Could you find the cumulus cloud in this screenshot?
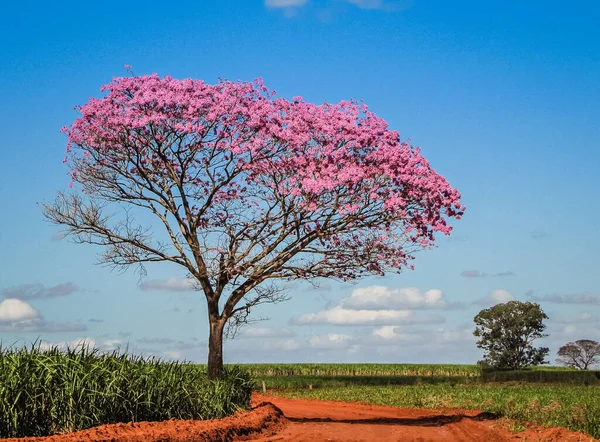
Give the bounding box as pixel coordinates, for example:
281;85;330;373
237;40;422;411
293;305;444;326
372;325;423;342
2;283;79;300
0;298;39;322
528;292;600;305
474;289;514;306
341;286;458;310
0;299;87;332
138;276;196;292
371;326;475;345
241;327;296;339
309;333;356;349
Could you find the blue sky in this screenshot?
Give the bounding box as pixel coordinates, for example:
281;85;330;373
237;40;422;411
1;0;599;364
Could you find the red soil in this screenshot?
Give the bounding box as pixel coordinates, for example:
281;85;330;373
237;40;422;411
3;393;597;442
250;393;598;441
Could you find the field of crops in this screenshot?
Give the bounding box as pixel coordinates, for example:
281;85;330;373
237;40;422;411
240;363;482;377
239;363;600;385
0;344;253;438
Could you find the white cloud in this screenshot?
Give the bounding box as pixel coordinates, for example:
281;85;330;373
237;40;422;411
295;305;411;325
294;305;444;325
264;0;308;8
138;276;196;292
294;286;451;325
241;327;295;338
102;339;123;348
309;333;355;349
341;286;457;310
261;338;301;351
38;337;96;352
474;289;514;306
372;326;423;342
371;326;475;346
0;298;39;322
37;337;123;353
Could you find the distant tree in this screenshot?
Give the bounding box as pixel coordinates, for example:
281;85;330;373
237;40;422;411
41;74;464;379
473;301;549;370
556;340;600;370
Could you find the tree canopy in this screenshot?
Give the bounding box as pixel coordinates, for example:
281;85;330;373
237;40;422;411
473;301;549;370
556;340;600;370
43;74;464;377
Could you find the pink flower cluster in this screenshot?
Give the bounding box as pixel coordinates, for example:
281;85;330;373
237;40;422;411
62;74;464;277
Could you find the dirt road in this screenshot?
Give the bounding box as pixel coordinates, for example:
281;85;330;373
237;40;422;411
248;393;597;442
2;393;596;441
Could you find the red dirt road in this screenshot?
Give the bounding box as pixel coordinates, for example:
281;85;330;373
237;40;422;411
248;393;598;442
2;393;597;441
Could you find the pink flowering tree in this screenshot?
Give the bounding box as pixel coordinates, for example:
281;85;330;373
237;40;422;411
42;73;464;378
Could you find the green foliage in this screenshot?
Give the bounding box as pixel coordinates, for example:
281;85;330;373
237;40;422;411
473;301;549;370
0;343;252;438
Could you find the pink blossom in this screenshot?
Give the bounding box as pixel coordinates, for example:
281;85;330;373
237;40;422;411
61;74;464;279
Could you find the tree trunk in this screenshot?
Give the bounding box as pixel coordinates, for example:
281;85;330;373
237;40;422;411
207;316;225;380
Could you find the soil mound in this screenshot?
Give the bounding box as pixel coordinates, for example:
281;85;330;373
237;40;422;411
2;402;285;442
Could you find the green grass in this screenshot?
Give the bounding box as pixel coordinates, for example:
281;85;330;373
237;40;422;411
0;342;253;438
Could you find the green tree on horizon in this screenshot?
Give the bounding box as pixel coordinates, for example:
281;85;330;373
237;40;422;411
474;301;549;370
